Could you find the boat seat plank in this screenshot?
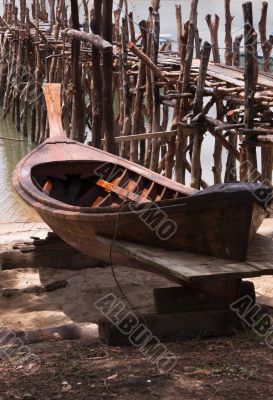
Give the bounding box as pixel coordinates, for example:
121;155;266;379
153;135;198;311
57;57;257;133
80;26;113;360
96;221;273;283
96;179;151;204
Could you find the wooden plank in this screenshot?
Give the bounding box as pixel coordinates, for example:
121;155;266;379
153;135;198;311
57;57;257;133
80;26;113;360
101;130;177;143
96;179;151;204
43;83;66;138
192;59;273;90
96;219;273;283
96;236;267;283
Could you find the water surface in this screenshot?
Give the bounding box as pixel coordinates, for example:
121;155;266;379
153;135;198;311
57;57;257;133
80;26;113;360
0;114;40;223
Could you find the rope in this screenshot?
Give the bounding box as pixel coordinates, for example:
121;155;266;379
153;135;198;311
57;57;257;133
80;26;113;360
109;199;148;327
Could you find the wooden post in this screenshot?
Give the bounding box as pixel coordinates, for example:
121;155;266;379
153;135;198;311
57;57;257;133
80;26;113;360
258;1;273;185
70;0;85;143
232;35;243;67
130;21;147;163
150;9;161;172
243;2;258;182
206;13;223;184
91;0;103;149
102;0;117;154
224;0;233;66
120;16;131;158
165;21;188;180
258;1;273;73
175;5;183;58
128;12;136;43
144;8;154;168
175;0;198;184
206;14;220;63
34;0;42;144
190;42;211;189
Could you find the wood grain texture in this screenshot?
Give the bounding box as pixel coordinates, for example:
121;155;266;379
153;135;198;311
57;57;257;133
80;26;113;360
43;83;65;138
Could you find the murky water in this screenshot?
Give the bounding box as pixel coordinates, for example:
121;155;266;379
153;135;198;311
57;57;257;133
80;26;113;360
0;113;40;222
0;1;269;222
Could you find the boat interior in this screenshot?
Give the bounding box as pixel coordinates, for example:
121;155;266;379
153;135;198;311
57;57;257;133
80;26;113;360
31;161;188;208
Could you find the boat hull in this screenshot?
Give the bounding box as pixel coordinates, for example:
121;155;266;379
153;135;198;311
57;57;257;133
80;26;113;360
13;138;268;271
14;176;264;263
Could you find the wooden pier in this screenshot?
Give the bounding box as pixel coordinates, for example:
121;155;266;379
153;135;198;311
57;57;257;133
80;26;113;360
0;0;273;188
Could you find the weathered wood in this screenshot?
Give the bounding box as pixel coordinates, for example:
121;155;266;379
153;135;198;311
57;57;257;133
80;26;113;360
175;4;183;59
258;2;273;73
190;41;211;189
64;28;112;52
127;42;169;82
0;233;104;270
243;2;258;181
224;0;233;65
258;2;273;186
128;11;135;43
233;35;243;67
176;0;198;183
150;9;161;172
104;130;177;143
97;220;273;283
98;309;245;346
91;0;103;149
130;21;147;162
166;20;188;180
70;0;85;143
120;16;131;159
2;0;273;240
43;83;65;138
154;280;255;314
206;14;220;63
102;0;117;154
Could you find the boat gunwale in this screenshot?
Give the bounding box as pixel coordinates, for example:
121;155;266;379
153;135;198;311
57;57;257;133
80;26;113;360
13;138;271;217
13;167;260;219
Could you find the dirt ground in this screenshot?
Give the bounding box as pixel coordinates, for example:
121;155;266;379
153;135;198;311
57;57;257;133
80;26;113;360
0;221;272;399
0;327;273;399
0;266;272;399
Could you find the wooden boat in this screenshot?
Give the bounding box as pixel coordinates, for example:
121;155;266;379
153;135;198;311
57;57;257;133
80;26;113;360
13;84;272;272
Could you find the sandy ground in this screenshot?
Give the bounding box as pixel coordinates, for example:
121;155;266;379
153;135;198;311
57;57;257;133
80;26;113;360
0;265;175;331
0;222;272;399
0;220;272;332
0;265;272;333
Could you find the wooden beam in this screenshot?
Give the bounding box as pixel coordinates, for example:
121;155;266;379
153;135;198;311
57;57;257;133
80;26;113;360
154;281;255;314
64;28;112;52
127;41;169;82
101;130;177;143
99;309;245;346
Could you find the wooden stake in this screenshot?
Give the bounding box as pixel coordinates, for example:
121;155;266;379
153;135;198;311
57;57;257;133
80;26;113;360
70;0;85;142
102;0;117;154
